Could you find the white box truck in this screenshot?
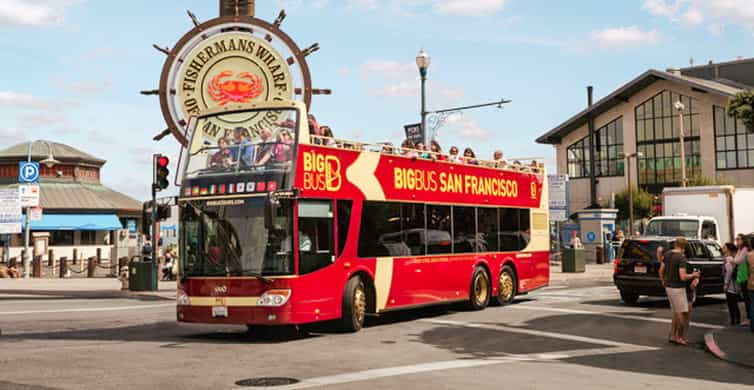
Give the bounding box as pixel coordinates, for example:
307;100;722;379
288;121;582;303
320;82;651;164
647;186;754;243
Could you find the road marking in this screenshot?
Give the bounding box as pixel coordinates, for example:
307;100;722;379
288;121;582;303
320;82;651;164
508;304;724;330
0;303;174;315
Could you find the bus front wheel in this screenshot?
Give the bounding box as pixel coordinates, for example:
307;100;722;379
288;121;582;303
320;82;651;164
495;265;517;306
341;277;367;332
468;266;491;310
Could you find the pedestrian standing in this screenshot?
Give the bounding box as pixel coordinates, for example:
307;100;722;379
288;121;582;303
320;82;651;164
569;231;583;249
659;237;700;345
723;243;742;325
734;234;751;326
747;249;754;332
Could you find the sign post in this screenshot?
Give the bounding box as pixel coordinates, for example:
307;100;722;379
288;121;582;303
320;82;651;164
0;189;22;234
403;123;423;146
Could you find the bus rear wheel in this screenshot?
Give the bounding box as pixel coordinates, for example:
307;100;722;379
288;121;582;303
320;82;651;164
341;277;367;332
495;265;517;306
468;266;490;310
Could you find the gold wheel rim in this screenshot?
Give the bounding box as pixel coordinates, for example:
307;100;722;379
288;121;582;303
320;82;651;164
353;285;366;324
499;272;513;302
474;274;489;305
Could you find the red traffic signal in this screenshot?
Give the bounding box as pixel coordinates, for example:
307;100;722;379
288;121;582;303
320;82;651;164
157;156;169;168
153;154;170;191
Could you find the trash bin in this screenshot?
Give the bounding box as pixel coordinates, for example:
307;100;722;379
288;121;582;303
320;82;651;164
128;260;157;291
561;248;585;273
595;245;604;264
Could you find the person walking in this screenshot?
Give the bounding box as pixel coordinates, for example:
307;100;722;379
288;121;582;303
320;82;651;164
659;237;700;345
734;234;751;326
723;242;742;325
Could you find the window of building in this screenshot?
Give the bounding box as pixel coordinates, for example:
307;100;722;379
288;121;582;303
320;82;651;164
566;117;624;178
635;90;701;191
80;231;106;245
49;231;74;246
714;106;754;170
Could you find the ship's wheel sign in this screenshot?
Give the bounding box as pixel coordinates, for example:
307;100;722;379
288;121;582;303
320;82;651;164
151;11;330;145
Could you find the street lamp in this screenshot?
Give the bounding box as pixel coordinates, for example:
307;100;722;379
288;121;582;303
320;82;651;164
674;100;687;187
622;151;644;237
23;140;58;278
416;48;430;145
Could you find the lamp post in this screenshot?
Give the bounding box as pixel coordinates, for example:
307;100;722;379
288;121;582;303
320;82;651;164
22;140;58;278
623;152;644;237
416;48;430;145
674;100;687;187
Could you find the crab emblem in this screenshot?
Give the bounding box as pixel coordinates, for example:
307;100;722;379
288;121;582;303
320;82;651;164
207;71;264;106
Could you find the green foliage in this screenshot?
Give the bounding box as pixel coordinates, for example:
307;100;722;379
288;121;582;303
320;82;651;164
728;91;754;133
686;174;732;186
613;187;654;221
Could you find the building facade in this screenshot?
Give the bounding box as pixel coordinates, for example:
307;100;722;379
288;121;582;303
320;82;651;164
0;141;143;263
537;58;754;216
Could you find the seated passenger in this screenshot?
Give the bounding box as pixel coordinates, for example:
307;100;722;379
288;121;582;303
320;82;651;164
492;149;508;168
381;142;395;154
274;129;294;163
319;126;337;147
448;146;464;163
255;128;275;166
430;140;447;161
511;160;522;171
231;128;255;168
416;142;431;159
463;147;479;165
209;137;234;169
401;139;419;159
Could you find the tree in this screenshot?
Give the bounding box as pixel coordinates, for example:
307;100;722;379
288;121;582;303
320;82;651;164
613;187;654;222
728;91;754;133
686;174;732;186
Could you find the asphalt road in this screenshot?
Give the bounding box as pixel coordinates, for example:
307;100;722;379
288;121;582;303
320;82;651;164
0;282;751;390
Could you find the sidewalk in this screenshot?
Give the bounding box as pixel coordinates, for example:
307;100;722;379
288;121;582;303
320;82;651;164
0;278;176;301
705;325;754;368
549;261;614;286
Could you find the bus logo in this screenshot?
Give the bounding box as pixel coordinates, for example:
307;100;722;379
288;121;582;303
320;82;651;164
303;151;342;192
531;182;538;199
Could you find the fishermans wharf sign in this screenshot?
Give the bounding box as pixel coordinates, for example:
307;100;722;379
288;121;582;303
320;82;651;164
157;12;316;145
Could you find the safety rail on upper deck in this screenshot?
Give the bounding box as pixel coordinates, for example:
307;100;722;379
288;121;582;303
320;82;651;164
309;135;546;176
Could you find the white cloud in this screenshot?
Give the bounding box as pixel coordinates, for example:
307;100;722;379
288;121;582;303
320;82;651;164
51;76;113;95
0;90;59;110
0;127;24;143
642;0;754;33
361;60;416;79
433;0;506;16
0;0;77;28
443;113;490;140
372;81;416;97
589;26;660;48
312;0;329;8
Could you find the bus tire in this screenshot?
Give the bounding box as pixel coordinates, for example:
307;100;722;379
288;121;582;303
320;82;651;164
341;276;367;332
495;265;517;306
468;266;490;310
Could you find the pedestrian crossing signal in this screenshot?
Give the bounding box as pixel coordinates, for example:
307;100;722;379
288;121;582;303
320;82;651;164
154;154;170;191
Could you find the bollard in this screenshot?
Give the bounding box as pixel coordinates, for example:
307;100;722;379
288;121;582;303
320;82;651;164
48;249;54;267
32;255;42;278
59;256;68;278
72;248;78;265
96;248;102;265
87;256;96;278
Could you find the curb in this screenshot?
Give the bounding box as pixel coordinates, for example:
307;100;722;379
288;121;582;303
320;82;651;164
704;330;754;369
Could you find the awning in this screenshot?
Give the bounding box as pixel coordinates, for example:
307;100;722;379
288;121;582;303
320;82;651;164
21;214;124;231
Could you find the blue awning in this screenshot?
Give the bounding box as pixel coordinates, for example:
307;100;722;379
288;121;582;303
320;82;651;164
21;214;124;231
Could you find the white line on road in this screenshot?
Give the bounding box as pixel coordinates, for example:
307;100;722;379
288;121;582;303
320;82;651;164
0;303;174;315
508;305;724;330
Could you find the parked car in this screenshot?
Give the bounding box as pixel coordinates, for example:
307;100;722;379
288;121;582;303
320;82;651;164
613;237;724;305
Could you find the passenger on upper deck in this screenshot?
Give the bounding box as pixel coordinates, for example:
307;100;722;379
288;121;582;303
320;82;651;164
231;127;255;168
448;146;463;163
209;137;234;169
254;128;275;166
274;128;294;163
492;150;507;168
401;140;419;159
430;140;447;161
416;142;431;159
463;148;478;165
308;114;321;137
320;126;337;147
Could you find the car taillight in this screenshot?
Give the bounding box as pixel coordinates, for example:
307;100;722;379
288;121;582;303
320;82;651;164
257;289;291;307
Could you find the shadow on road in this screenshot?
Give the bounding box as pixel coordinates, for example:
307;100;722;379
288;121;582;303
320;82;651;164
0;289;168;302
583;296;725;309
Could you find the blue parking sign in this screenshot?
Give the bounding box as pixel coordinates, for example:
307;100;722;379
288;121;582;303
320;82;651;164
18;162;40;183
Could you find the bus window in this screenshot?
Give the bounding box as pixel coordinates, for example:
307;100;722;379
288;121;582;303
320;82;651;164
358;202;405;257
518;210;531;249
453;206;477;253
337;200;353;256
500;208;522;252
298;200;334;275
402;204;426;256
427;205;452;254
477;207;499;253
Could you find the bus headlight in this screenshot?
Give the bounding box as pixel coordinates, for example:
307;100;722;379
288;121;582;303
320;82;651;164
176;290;191;306
257;289;291;307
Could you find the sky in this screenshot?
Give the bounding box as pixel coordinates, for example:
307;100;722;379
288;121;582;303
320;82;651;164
0;0;753;201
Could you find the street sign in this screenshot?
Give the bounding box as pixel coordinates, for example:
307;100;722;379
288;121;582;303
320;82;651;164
18;161;40;183
127;219;137;233
586;231;597;243
0;189;22;234
548;174;569;222
403;123;423;145
19;184;40;207
29;206;43;221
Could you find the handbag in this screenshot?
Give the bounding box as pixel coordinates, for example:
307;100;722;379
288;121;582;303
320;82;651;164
736;259;749;285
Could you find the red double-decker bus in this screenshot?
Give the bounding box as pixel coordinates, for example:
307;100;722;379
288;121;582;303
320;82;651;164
176;101;549;331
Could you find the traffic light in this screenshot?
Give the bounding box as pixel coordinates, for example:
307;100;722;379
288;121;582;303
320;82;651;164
153;154;170;191
156;204;171;221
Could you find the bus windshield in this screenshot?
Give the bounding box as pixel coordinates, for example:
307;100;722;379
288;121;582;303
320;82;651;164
180;197;294;277
183;107;299;184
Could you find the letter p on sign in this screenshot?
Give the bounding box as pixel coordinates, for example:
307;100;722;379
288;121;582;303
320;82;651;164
18;162;40;183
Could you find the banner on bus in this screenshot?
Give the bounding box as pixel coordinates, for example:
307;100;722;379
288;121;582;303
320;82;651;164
296;145;543;208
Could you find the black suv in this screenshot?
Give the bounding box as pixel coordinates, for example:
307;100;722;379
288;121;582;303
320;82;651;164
613;237;724;305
